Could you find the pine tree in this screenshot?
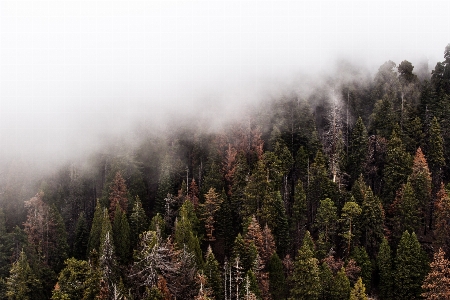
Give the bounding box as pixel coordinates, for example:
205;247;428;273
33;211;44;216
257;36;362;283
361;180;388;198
360;187;384;257
383;127;412;205
292;180;307;251
421;248;450;299
351;246;372;291
204;246;223;300
340;201;362;255
377;237;393;300
87;202;103;254
426;117;445;190
201;188;223;242
350;277;368;300
73;212;89;260
331;267;351;300
289;231;321;300
314;198;338;257
267;252;286;300
6;250;41;300
129;196;148;248
108;172;128;222
261;223;276;266
319;261;333;300
112;206;131;264
394;231;428;299
434;184;450;253
51;258;95;300
348;117;368;185
409;147;432;233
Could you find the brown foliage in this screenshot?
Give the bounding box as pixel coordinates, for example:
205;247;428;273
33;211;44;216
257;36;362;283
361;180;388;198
434;184;450;254
108;172;128;221
422;248;450;299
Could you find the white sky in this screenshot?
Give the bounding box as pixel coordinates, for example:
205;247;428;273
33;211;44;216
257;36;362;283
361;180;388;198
0;0;449;164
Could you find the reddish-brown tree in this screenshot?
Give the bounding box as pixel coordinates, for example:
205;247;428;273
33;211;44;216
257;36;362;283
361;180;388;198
108;172;128;222
422;248;450;299
434;184;450;254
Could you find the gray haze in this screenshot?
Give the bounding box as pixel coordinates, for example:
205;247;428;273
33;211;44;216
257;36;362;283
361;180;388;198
1;0;449;166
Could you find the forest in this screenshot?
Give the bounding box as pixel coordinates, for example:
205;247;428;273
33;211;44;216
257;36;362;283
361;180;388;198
0;44;450;300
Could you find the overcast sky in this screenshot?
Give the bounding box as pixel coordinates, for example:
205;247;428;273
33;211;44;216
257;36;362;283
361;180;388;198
0;0;449;164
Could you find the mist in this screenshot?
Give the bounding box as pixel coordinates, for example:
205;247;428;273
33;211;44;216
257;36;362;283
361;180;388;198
1;0;449;170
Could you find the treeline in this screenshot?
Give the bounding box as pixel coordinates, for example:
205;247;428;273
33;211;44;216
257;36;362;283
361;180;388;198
0;44;450;299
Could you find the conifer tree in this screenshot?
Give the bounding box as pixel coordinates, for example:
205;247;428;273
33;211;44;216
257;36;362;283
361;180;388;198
112;206;131;264
394;231;428;299
426;117;445;190
292;180;307;251
409;147;432;233
350;277;368;300
377;237;393;300
108;171;128;222
201;188;223;242
340;201;362;255
391;182;420;241
261;224;276;265
88;202;103;254
204;246;223;300
267;252;286;300
351;246;372;291
319;261;334;300
289;231;321;300
6;250;41;300
383;127;412;205
421;248;450;299
433;184;450;253
149;213;165;237
73;212;89;260
331;267;351;300
360;187;384;257
129;196;148;248
314;198;338;257
348;117;368;184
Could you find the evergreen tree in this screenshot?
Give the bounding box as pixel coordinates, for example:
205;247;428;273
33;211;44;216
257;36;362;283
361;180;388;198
129;196;148;248
394;231;428;299
51;258;96;300
351;246;372;291
73;212;89;260
201;188;223;242
421;248;450;299
331;267;351;300
426;117;445;187
289;231;321;300
314;198;338;257
360;187;384;257
112;206;131;264
204;246;223;300
349;277;368;300
383;127;412;205
149;213;165;237
434;184;450;254
87;202;103;254
340;201;362;255
377;237;393;300
267;252;286;300
348;117;368;184
409;147;432;233
391;182;421;241
6;250;41;300
291;180;307;251
108;171;128;222
319;261;334;300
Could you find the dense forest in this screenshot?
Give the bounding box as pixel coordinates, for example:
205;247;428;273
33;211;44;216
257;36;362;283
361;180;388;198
1;44;450;300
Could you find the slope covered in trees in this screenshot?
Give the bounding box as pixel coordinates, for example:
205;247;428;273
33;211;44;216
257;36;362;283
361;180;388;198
1;44;450;299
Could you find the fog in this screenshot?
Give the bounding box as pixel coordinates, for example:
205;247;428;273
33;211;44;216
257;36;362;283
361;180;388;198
1;0;449;168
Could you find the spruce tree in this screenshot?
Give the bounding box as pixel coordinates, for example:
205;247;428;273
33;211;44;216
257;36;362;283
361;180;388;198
348;117;368;185
292;180;307;251
351;246;372;291
360;187;384;257
340;201;362;255
289;231;321;300
319;261;333;300
87;202;103;254
314;198;338;258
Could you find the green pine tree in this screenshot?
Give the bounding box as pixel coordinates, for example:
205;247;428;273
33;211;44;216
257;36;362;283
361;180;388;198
204;246;223;300
112;206;131;264
349;277;368;300
351;246;372;291
87;202;103;254
289;231;321;300
377;237;393;300
73;212;89;260
267;252;286;300
6;250;41;300
129;196;148;248
348;117;368;185
331;267;351;300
